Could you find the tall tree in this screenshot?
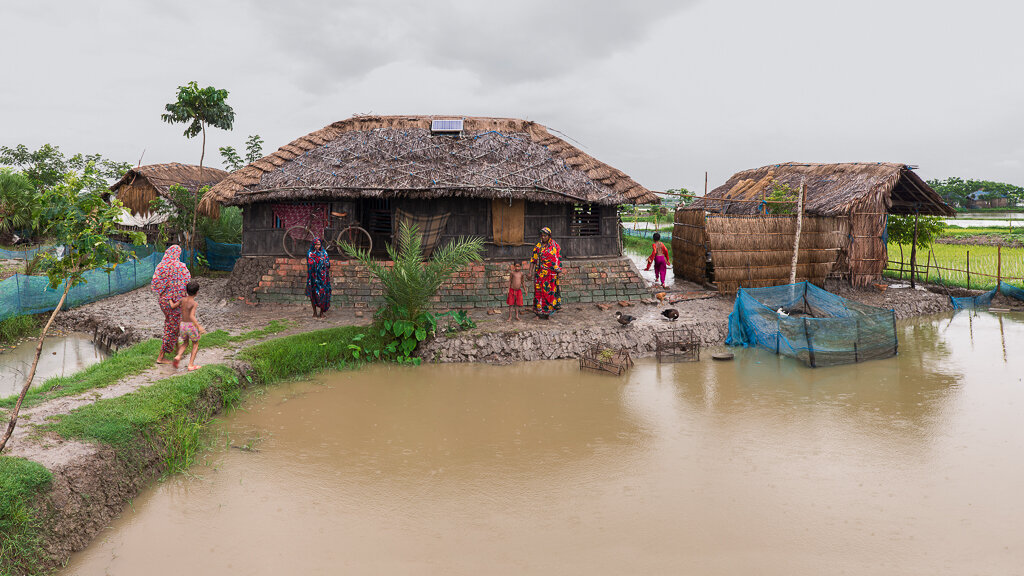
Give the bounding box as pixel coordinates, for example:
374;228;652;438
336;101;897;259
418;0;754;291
161;81;235;251
0;168;143;453
0;144;129;195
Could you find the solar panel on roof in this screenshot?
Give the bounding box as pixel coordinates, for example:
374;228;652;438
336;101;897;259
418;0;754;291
431;119;464;133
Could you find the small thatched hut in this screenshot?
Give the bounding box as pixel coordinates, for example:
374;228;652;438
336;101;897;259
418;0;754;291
109;163;228;218
204;115;659;307
677;162;954;291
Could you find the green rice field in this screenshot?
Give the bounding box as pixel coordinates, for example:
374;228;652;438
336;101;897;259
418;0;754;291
886;242;1024;290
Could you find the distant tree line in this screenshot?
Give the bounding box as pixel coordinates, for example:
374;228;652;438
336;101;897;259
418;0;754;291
927;177;1024;208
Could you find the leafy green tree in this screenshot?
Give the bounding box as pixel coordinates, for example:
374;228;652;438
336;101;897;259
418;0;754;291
665;187;694;206
766;180;799;215
0;169;34;236
161;81;235;249
0;171;143;453
0;144;129;195
887;214;945;287
927;177;1024;208
340;222;484;363
219;134;264;171
150;183;205;245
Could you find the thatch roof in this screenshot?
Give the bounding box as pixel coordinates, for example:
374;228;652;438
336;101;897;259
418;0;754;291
203;115;658;207
109;163;229;218
692;162;955;217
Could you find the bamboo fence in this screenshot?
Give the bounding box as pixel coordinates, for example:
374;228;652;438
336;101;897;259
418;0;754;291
884;244;1024;290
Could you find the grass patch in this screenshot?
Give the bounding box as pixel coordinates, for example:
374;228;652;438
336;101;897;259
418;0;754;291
0;456;52;576
0;315;38;345
200;319;292;349
886;242;1024;290
0;339;161;411
43;364;241;473
239;325;385;385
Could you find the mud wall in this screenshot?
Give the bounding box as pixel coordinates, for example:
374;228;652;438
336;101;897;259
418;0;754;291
253;256;651;308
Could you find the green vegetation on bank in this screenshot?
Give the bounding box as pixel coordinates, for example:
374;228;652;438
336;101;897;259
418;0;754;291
0;457;52;576
0;321;291;412
239;325;383;385
885;243;1024;290
42;364;241;472
0;315;37;344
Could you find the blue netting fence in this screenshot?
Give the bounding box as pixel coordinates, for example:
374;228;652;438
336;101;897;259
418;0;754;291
5;240;240;271
726;281;898;367
206;239;241;271
0;252;163;323
951;282;1024;309
0;245;57;260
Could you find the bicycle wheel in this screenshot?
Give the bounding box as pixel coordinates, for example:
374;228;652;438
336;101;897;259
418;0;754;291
283;226;311;259
336;226;373;256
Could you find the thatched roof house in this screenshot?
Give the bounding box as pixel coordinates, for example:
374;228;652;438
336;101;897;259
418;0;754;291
692;162;954;217
109;163;228;218
677;163;955;290
206;115;658;260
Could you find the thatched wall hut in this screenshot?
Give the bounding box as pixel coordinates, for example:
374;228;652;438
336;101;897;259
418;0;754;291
205;115;657;260
677;163;954;290
109;163;228;218
204;115;659;306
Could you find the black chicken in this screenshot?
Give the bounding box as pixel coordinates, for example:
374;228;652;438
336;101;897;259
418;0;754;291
661;308;679;321
615;311;635;326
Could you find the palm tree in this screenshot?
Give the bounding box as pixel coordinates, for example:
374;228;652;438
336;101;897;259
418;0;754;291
161;81;235;253
340;221;484;322
0;169;35;237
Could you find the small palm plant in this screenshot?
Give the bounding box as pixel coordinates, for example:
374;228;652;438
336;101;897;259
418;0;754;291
340;221;484;361
0;169;35;236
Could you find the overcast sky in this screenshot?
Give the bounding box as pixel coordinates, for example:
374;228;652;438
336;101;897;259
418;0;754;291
2;0;1022;194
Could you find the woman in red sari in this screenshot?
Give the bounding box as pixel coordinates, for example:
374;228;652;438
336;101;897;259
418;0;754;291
151;245;191;364
528;227;561;318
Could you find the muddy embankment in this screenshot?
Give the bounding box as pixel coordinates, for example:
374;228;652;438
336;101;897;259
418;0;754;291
18;361;252;575
420;280;956;363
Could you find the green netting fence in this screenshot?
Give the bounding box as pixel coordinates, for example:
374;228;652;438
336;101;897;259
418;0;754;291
726;281;898;367
0;252;163;323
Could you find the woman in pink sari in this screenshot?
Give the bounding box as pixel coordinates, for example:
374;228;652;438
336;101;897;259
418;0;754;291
151;245;191;364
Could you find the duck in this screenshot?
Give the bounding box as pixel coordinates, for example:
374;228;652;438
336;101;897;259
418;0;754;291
661;308;679;321
776;308;789;317
615;311;636;326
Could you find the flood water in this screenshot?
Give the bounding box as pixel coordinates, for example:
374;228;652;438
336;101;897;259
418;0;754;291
64;312;1024;575
0;334;108;398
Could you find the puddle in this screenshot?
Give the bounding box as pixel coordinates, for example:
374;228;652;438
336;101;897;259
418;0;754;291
0;333;109;398
63;311;1024;575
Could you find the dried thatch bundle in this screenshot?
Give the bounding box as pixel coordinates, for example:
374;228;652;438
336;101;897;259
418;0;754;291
203;115;658;208
692;162;954;217
109;163;228;218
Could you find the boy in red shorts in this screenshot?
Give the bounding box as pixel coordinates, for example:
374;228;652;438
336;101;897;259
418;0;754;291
507;262;524;321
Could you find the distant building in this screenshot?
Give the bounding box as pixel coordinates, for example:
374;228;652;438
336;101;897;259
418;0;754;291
966;190;1010;209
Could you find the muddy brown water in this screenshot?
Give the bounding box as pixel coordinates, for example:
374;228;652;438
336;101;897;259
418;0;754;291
63;312;1024;575
0;334;108;398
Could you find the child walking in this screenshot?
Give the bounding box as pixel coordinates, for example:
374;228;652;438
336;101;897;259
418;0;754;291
170;280;206;371
645;232;671;288
507;262;524;321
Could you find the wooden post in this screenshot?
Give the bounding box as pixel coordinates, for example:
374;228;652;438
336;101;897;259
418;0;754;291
910;209;919;289
966;250;970;290
789;179;805;285
997;244;1002;294
924;250;931;282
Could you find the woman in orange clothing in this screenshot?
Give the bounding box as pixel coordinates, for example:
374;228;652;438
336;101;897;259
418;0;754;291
644;232;670;288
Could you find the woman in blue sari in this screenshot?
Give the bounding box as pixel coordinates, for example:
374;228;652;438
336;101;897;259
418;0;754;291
306;238;332;318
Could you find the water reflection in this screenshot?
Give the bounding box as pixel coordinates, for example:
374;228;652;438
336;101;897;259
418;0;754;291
0;333;108;398
63;313;1024;575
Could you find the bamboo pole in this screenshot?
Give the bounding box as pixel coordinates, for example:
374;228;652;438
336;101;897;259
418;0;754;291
910;210;919;289
789;179;805;284
997;244;1002;294
967;250;971;289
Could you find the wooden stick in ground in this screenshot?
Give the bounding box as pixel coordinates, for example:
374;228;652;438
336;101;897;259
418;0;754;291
910;209;919;289
0;279;71;453
789;179;805;284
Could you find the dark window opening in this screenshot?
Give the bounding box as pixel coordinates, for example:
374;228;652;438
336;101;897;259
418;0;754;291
570;204;600;236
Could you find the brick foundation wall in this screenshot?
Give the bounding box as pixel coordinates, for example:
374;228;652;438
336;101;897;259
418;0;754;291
253;256;651;308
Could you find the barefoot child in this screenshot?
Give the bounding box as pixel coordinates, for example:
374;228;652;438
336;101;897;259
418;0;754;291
507;262;524;321
170;281;205;371
645;232;671;288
